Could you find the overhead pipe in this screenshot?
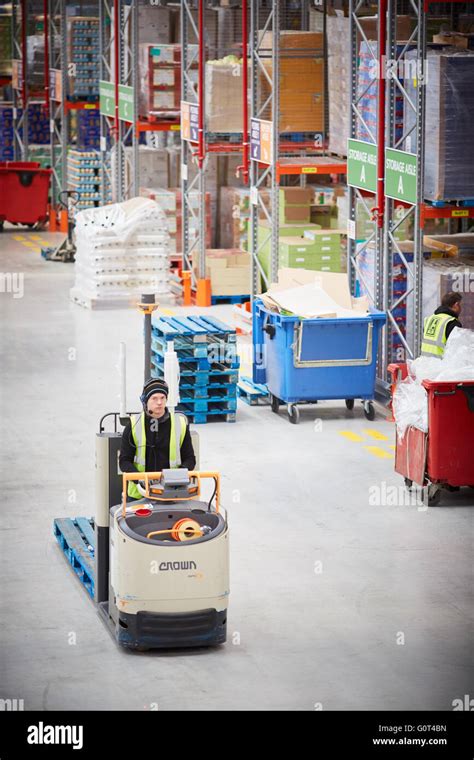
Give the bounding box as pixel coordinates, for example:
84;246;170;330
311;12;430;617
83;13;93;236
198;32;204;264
236;0;249;184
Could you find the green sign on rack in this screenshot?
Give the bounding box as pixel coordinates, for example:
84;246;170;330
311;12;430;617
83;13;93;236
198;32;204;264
99;80;115;118
385;148;418;205
347;139;377;193
118;85;135;122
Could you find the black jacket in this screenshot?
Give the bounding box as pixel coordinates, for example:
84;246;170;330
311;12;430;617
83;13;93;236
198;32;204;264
119;411;196;474
433;306;462;341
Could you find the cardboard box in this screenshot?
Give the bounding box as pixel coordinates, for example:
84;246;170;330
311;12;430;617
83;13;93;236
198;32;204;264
259;31;325;133
194;249;251;296
206;60;247;133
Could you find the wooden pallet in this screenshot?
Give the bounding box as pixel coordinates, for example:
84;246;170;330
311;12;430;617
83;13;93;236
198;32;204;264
70;288;175;310
53;517;95;599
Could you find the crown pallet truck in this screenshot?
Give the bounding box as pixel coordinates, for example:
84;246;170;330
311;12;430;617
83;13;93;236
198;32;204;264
54;294;230;650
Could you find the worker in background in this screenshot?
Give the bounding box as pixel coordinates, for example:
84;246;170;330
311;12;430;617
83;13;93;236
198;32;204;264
420;291;462;359
119;378;196;500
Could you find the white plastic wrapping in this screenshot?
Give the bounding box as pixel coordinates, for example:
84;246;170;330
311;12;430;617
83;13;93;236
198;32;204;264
71;197;171;303
393;327;474;437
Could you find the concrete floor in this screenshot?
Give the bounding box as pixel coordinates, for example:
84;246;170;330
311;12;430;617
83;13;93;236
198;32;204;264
0;226;472;712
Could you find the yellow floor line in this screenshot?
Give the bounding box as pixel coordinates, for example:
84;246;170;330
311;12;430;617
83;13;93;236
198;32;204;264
22;242;39;248
363;428;389;441
13;235;26;241
158;307;175;316
364;446;394;460
339;431;364;443
388;444;396;450
30;235;43;240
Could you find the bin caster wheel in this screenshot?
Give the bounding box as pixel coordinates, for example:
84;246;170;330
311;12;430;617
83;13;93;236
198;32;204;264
0;221;4;232
270;394;281;414
404;478;413;490
423;484;441;506
288;404;300;424
363;401;375;421
345;399;355;410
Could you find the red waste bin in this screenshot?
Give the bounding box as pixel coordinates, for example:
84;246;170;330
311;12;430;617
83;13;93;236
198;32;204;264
423;380;474;486
0;161;52;228
395;379;474;503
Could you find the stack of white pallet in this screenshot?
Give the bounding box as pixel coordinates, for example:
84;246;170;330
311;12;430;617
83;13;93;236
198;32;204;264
70;197;171;308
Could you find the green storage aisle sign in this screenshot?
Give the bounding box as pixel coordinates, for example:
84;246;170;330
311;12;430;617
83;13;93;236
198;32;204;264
99;81;115;117
118;85;134;122
385;148;417;204
347;139;377;193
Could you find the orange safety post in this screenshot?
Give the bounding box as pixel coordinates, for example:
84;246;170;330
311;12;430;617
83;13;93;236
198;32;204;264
59;207;68;233
182;269;192;306
195;278;212;307
48;204;57;232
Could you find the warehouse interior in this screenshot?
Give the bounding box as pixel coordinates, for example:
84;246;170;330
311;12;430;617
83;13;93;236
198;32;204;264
0;0;473;716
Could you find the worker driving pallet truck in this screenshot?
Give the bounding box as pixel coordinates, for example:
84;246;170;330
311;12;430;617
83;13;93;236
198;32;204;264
55;297;230;651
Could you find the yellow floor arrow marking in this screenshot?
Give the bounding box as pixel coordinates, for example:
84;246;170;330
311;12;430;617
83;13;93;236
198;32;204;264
339;431;364;442
363;446;394;459
363;428;389;441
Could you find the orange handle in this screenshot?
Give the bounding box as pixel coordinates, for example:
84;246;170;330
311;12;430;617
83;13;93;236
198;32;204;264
122;471;220;517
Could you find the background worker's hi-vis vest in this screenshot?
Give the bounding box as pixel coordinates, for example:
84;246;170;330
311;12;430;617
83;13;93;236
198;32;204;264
420;313;456;359
128;411;187;499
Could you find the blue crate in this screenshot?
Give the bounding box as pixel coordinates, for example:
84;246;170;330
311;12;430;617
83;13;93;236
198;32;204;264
253;299;386;404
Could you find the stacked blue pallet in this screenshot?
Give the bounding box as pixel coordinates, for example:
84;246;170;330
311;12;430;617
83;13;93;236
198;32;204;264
77;108;100;150
0;105;13;160
0;104;49;159
150;315;240;424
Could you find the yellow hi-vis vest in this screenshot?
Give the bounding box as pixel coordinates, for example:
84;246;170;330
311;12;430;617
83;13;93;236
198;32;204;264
128;411;187;499
420;313;456;359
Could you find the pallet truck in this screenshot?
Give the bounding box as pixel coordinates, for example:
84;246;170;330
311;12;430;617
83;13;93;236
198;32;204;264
54;295;230;650
41;190;79;262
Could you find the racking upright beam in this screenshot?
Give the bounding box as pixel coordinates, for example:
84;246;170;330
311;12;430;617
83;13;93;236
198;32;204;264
347;1;382;310
99;0;138;204
249;0;280;298
48;0;67;203
382;0;427;368
11;0;28;160
180;0;207;290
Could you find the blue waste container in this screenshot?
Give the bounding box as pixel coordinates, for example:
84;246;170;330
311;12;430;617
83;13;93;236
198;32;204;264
253;299;386;423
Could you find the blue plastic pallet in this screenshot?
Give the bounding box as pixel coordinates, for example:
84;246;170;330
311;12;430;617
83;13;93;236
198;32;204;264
181;409;237;424
177;379;237;397
151;334;238;363
152;364;239;386
152;350;240;372
178;396;237;413
151;314;236;342
211;294;250;305
237;376;270;405
428;199;474;208
53;517;95;599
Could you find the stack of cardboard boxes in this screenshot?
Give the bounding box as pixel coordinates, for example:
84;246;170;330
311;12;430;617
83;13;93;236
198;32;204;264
193;249;251;297
257;188;346;280
259;31;325;133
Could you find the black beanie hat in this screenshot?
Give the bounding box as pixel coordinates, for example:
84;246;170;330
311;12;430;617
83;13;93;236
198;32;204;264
142;378;169;404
